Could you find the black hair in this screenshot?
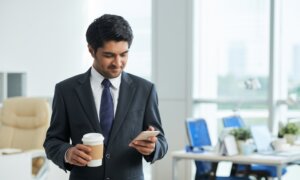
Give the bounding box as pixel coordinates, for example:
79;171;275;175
86;14;133;51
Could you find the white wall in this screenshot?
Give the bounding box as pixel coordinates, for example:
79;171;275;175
152;0;194;179
0;1;90;179
0;0;90;98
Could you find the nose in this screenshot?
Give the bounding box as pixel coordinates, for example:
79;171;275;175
113;55;123;67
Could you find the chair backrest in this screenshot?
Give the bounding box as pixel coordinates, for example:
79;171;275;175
186;118;211;147
0;97;50;150
186;118;213;177
222;115;245;128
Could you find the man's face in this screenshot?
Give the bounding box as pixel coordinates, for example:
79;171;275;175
90;40;129;78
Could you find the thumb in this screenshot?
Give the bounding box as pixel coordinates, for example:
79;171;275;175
148;126;155;131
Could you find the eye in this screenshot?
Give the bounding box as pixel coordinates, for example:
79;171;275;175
120;52;128;57
103;53;114;58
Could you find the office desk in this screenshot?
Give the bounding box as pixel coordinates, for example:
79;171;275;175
0;151;32;180
172;150;300;180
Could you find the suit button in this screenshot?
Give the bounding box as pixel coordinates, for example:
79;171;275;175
106;153;110;159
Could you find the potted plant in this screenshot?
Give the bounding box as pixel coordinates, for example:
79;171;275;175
230;128;251;141
230;128;254;155
278;122;300;144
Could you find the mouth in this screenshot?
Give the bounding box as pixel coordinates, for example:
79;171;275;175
110;68;120;71
106;68;122;78
109;66;122;71
108;67;123;75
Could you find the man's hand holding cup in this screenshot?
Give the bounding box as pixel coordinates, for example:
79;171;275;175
66;133;104;167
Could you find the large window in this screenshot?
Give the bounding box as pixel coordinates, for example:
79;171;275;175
193;0;300;141
278;0;300;120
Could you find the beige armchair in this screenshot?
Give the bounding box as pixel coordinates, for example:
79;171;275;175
0;97;51;180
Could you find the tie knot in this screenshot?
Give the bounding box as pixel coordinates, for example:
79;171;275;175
102;79;111;88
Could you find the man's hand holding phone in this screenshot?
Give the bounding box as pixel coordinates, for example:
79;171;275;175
129;126;159;155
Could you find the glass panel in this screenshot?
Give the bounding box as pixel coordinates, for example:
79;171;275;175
280;0;300;119
193;0;270;139
194;0;270;107
7;73;26;98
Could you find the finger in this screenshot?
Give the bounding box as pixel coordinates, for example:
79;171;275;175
147;136;157;142
75;144;92;153
132;141;155;149
67;146;91;164
147;126;155;131
132;141;155;150
130;142;155;155
71;157;88;166
74;149;92;161
71;152;90;165
70;158;87;166
134;137;157;144
134;145;154;155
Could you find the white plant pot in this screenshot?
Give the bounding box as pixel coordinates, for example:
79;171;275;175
237;140;254;155
284;134;297;145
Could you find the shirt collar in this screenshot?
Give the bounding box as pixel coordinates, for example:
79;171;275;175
91;66;121;89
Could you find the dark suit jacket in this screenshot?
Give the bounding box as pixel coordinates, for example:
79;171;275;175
44;69;168;180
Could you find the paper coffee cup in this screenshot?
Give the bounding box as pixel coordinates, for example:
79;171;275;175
82;133;104;167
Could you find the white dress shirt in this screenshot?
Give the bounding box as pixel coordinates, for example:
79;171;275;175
90;66;121;119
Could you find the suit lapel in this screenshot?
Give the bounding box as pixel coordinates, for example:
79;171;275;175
109;72;136;144
75;69;101;132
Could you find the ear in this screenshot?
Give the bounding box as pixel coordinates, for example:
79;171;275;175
88;45;95;58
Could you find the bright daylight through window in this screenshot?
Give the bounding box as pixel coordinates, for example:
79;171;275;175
193;0;300;141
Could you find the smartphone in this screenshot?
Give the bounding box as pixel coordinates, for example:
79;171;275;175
132;131;160;141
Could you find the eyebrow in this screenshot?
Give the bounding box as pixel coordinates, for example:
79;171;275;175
102;50;129;55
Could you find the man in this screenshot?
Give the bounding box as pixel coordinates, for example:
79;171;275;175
44;14;168;180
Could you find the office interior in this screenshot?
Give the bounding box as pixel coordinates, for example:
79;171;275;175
1;0;300;179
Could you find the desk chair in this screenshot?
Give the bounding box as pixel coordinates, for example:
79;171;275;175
186;118;250;180
223;116;245;128
0;97;51;180
222;115;287;179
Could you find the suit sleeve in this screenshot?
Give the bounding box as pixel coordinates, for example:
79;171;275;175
143;84;168;163
43;84;72;171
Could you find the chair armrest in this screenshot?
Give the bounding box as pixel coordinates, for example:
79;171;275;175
26;149;49;180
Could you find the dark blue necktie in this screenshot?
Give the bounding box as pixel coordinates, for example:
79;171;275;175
100;79;114;144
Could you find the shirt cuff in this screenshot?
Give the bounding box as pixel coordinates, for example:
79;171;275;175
64;148;71;163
